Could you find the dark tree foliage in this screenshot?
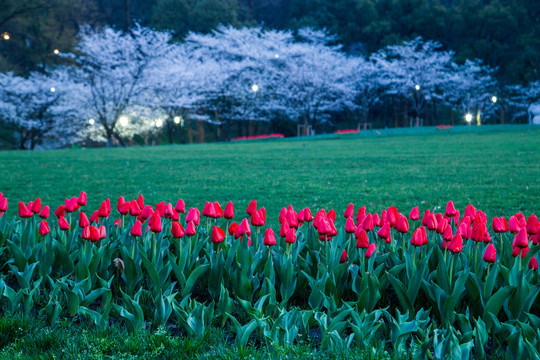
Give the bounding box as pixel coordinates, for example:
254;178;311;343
1;0;539;83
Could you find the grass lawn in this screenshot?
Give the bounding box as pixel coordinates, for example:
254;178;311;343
0;125;538;359
0;125;539;220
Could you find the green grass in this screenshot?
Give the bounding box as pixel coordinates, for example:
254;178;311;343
0;125;539;221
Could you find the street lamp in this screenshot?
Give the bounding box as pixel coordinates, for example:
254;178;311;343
465;113;473;123
53;49;59;55
2;32;9;40
119;116;129;127
275;54;279;59
50;87;56;93
89;119;95;125
155;119;163;128
173;116;181;124
251;84;259;92
415;84;420;91
491;96;497;103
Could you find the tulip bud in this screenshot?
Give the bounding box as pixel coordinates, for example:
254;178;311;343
529;257;538;271
356;228;369;248
224;201;234;219
344;203;354;218
99;225;106;240
396;214;409;233
58;216;70;230
303;207;313;222
513;227;529;248
31;198;42;213
246;200;257;216
136;194;144;210
285;228;296;244
129;200;142;216
509;216;521;234
229;222;239;236
202;201;216;218
150;212;162;233
174;199;186;213
264;228;276;246
366;243;377;258
526;214;539;235
39;205;50;219
345;217;356;233
186;208;200;226
445;201;457;217
171;221;184;238
39;220;50;236
89;226;100;242
19;201;33;218
79;212;89;228
130;220;142;237
78;191;87;206
409;206;420;221
387;206;398;226
377;222;390;239
339;249;347;263
214;201;223;218
164;203;175;219
211;225;225;243
185;221;197;237
448;233;463;253
0;197;7;213
483;243;496;263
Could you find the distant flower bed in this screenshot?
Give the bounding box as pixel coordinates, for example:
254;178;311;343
230;133;285;141
436;125;453;130
334;129;360;134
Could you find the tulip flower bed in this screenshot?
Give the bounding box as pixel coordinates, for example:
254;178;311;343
230;133;285;141
1;191;540;359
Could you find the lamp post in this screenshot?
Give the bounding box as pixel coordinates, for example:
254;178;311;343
119;116;129;127
465;113;473;125
2;32;9;40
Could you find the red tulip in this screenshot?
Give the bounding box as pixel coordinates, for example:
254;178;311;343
356;228;369;248
262;228;276;246
396;214;409;233
89;226;100;242
328;218;338;237
214;201;223;218
421;209;430;226
373;213;382;227
279;207;288;223
445;201;457;217
411;227;426;247
31;198;42;213
471;222;487;242
533;233;539;246
345;217;356;233
174;199;185;213
526;214;539;235
78;191;87;206
409;206;420;221
99;225;106;240
286;205;299;229
211;225;225;243
285;228;296;244
163;203;175;219
129;200;142;216
65;197;79;213
202;202;216;218
513;227;529;248
149;212;162;233
82;226;91;239
238;218;252;236
222;201;234;219
362;213;374;232
39;205;49;219
185;208;200;226
327;209;336;222
436;218;448;234
298;209;305;223
426;213;438;231
529;257;538;271
185;221;197;237
483;243;496;263
483;231;492;243
19;201;33;218
39;220;50;236
139;205;154;222
113;219;121;227
443;225;453;242
340;249;348;263
251;209;265;226
79;212;89;228
509;216;522;234
171;221;184;238
225;222;237;237
0;197;7;213
448;233;463;253
356;206;366;222
97;201;109;218
58;216;70;230
366;243;377;258
387;206;398;226
131;220;142;237
464;203;476;220
246;200;257;215
377;222;390;239
303;207;313;222
117;196;126;211
344;203;354;218
118;202;130;215
492;216;508;233
136;194;144;210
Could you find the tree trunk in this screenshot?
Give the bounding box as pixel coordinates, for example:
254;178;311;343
187;118;193;144
197;120;205;143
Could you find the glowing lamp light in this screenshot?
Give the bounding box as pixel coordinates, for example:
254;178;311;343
465;113;473;123
173;116;181;124
2;33;9;40
53;49;59;55
89;119;95;125
275;54;279;58
119;116;129;127
251;84;259;92
50;87;56;93
491;96;497;103
415;84;420;91
155;119;163;128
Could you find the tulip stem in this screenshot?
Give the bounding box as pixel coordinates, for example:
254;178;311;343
152;233;157;264
449;255;454;285
325;240;329;271
474;242;479;273
256;227;260;249
499;233;504;264
132;237;136;259
401;233;405;257
519;255;522;272
412;247;416;271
